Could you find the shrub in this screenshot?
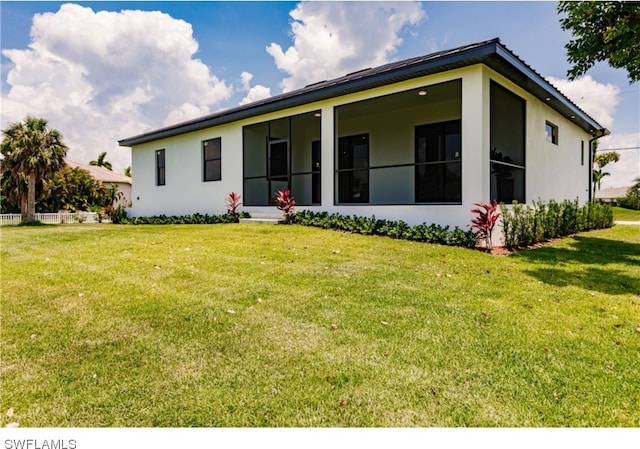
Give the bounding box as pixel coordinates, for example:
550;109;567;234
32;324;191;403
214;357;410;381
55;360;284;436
117;212;250;225
500;199;613;248
105;204;128;224
225;192;242;215
469;200;500;249
294;210;476;249
275;189;296;221
618;196;640;210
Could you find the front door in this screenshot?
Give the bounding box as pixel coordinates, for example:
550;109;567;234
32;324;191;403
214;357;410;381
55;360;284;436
268;139;289;201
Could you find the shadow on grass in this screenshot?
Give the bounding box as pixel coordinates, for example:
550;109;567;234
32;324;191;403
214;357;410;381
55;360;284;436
513;236;640;296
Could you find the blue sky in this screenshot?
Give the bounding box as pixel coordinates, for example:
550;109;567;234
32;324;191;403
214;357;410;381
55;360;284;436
1;1;638;187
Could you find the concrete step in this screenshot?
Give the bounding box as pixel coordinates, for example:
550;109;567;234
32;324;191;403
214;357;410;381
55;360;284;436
240;212;286;224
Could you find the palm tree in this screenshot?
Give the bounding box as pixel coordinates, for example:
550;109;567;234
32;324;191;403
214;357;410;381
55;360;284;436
1;116;68;222
124;166;132;177
592;168;610;199
89;151;113;171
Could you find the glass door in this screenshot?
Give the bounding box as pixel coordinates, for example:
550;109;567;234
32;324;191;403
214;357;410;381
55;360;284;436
268;139;289;200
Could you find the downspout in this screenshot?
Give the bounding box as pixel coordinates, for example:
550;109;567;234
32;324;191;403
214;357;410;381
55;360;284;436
588;128;611;203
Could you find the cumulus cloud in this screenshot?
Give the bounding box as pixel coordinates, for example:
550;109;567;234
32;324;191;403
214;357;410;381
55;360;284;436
1;3;232;172
267;2;426;92
547;75;639;188
597;133;640;189
546;75;620;129
238;71;272;105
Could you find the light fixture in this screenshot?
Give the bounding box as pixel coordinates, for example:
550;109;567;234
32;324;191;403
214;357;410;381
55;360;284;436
571;115;576;119
418;90;427;96
545;97;551;101
314;112;321;117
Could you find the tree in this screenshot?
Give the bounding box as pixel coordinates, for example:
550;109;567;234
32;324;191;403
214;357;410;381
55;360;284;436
89;151;113;171
558;2;640;83
594;151;621;168
619;176;640;210
42;166;112;213
592;168;610;193
592;151;621;197
1;116;68;222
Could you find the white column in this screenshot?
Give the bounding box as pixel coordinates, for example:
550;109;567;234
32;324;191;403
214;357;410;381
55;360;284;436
320;105;335;208
461;66;490;205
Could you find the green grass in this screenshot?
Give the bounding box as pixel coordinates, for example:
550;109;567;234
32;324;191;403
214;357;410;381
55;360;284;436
612;206;640;221
1;223;639;427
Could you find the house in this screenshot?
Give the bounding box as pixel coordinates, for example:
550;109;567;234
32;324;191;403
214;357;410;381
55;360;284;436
594;186;629;204
65;159;132;207
119;38;608;231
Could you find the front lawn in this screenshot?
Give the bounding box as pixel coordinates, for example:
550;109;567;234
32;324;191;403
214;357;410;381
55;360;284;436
1;223;639;426
612;206;640;221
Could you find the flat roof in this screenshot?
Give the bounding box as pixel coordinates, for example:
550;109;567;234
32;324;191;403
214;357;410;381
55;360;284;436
119;38;607;147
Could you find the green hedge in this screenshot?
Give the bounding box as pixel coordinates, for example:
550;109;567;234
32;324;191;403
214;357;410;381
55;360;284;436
501;199;613;248
117;212;250;225
294;210;477;248
617;196;640;210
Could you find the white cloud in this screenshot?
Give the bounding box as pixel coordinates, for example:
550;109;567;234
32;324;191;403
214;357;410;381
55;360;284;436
238;71;272;106
547;76;639;188
1;3;232;172
546;75;620;129
267;2;426;92
597;133;640;189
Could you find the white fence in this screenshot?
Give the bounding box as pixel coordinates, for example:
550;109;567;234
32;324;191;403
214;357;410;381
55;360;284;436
0;212;110;226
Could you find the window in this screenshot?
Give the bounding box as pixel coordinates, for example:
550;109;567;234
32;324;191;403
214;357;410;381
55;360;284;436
156;149;165;186
203;138;221;182
545;121;558;144
337;134;369;203
415;120;462;203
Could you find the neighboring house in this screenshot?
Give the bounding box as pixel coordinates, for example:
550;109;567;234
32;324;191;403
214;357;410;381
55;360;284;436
594;187;629;204
119;38;608;231
65;159;132;207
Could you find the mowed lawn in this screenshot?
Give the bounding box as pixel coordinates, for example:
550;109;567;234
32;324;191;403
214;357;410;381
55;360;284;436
1;223;639;427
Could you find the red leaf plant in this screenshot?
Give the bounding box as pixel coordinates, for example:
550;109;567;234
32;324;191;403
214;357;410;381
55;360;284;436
274;189;296;221
469;199;501;250
225;192;242;215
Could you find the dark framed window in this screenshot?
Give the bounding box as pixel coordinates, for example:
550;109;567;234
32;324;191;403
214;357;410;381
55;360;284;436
203;138;222;182
415;120;462;203
156;149;165;186
545;121;558;145
337;134;369;203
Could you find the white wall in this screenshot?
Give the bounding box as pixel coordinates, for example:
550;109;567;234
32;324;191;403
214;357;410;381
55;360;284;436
130;122;243;216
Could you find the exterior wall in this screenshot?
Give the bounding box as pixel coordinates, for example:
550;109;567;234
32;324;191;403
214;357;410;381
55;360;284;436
130;122;243;216
110;181;132;207
129;63;592;230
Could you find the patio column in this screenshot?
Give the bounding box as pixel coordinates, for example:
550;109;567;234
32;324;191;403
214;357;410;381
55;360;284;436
461;66;490;205
320;105;334;207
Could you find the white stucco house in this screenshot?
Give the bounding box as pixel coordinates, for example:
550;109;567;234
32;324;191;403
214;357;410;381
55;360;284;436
119;38;608;229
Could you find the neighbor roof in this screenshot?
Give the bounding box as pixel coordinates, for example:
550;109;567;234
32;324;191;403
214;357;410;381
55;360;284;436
594;187;630;200
66;159;132;184
119;38;608;147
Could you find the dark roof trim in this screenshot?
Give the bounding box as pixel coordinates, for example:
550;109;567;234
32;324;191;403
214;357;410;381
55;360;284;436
119;38;607;147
